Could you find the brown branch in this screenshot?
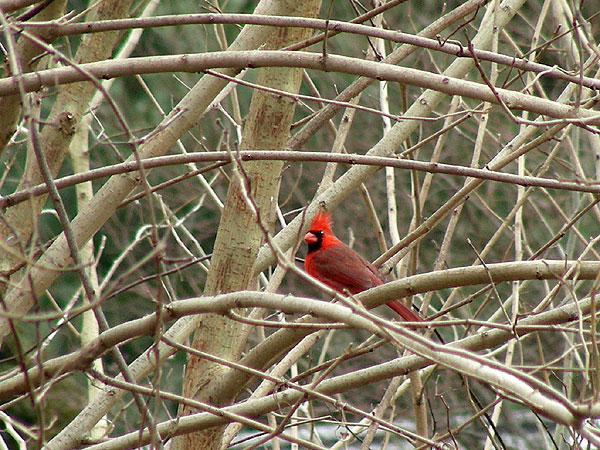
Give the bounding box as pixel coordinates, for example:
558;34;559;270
3;150;600;209
3;260;600;403
0;0;39;13
10;12;598;90
0;51;597;129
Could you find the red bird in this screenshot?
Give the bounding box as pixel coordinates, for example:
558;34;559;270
303;209;421;322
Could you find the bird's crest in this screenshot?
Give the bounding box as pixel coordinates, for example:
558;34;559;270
309;209;332;232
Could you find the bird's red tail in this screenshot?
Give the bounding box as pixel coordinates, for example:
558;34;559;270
386;300;422;323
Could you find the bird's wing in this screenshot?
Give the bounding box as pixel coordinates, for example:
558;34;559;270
308;243;384;294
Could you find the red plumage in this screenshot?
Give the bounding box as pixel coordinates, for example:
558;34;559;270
303;209;421;322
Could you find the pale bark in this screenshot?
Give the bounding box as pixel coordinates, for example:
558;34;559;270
42;0;320;447
0;0;307;344
172;0;320;447
0;0;133;300
0;0;67;154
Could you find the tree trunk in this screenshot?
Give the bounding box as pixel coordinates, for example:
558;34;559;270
172;1;320;448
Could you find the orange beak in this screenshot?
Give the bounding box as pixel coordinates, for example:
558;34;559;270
303;231;318;244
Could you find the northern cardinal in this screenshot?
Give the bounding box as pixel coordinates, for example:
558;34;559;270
303;209;421;322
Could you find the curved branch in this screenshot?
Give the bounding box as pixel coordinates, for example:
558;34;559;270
56;278;597;450
0;51;597;126
1;259;598;402
18;13;599;90
3;150;600;208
